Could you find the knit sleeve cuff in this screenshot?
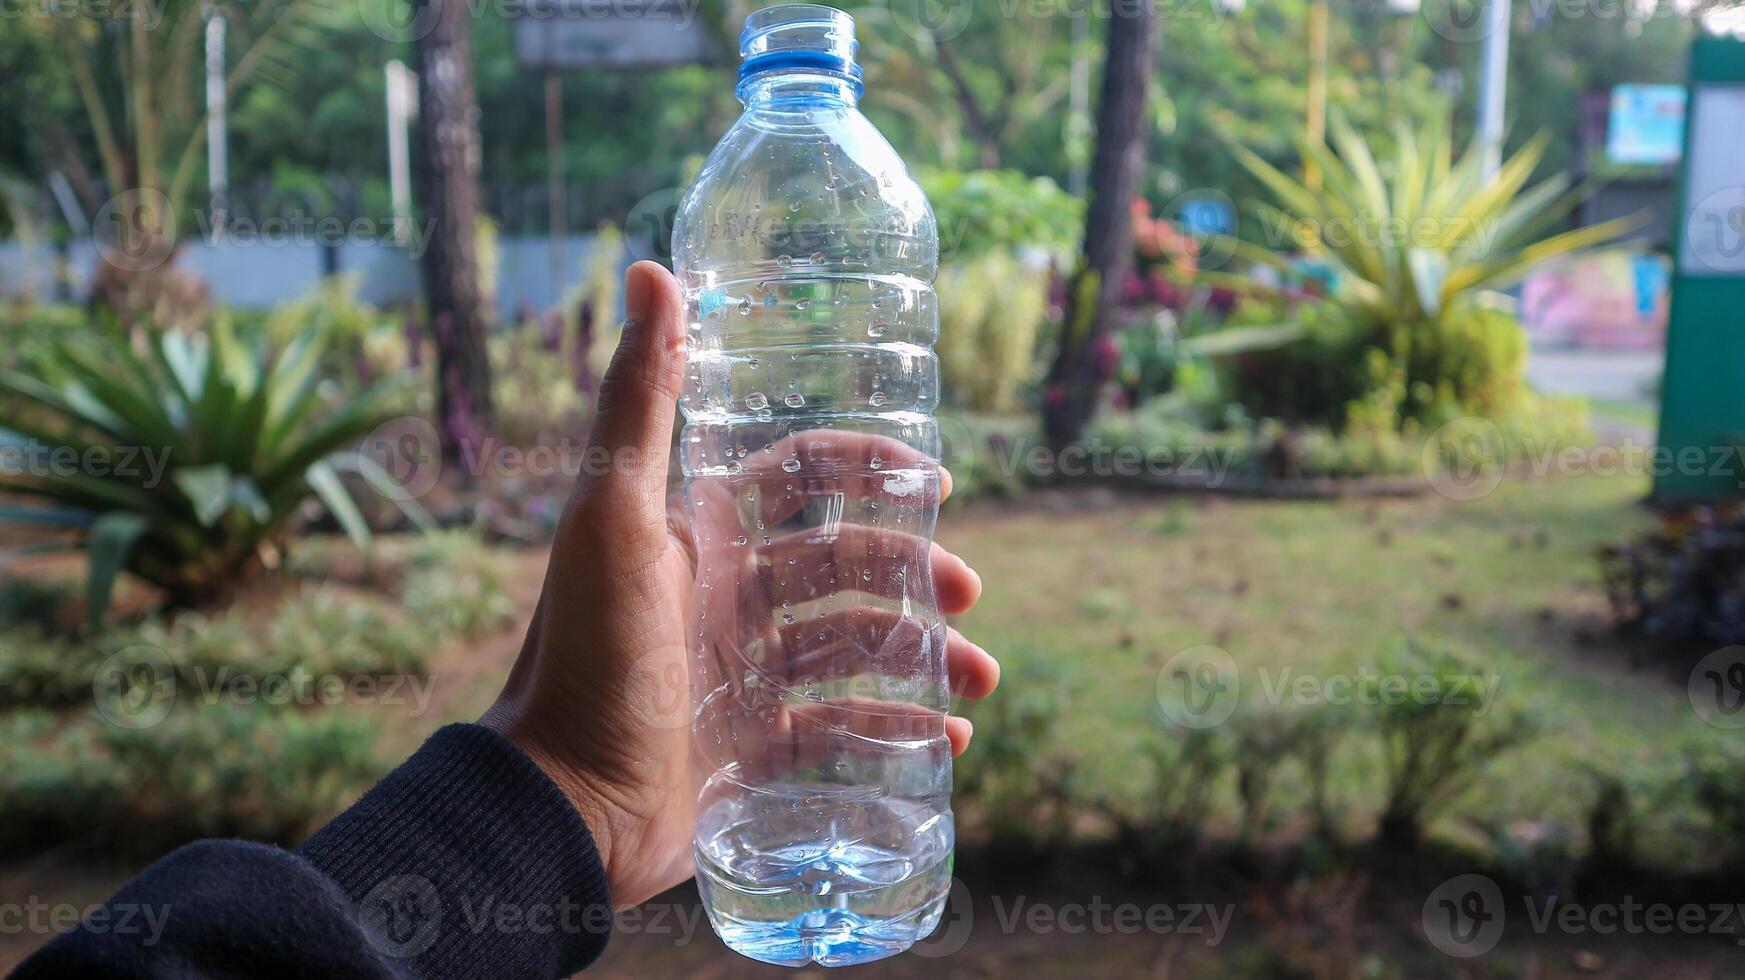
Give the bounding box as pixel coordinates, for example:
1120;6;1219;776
296;723;611;980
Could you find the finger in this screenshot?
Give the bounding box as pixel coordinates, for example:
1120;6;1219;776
585;261;686;507
931;543;981;615
946;716;973;757
739;429;945;527
769;610;994;700
755;526;979;611
945;630;998;701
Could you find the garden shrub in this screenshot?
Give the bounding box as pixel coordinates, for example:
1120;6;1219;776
492;225;625;444
935;253;1050;413
1112;723;1237;858
923;170;1079;416
401;532;517;638
1225;303;1531;435
0;321;428;624
1370;643;1538;850
0;629;96;710
264;586;426;676
1580;767;1642;883
260;274;412;387
1232;706;1355;845
1599;503;1745;648
1091;363;1588;484
403;566;516;638
0;706;385;855
937;412;1034;504
0;584;435;712
0;709;113;851
1088;400;1418;483
1223;301;1374;429
1223;110;1633;439
921;169;1081;262
0;302;87;374
953;659;1077;851
1233;710;1296;842
1680;734;1745;868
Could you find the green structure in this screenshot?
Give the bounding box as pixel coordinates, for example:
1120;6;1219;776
1655;35;1745;502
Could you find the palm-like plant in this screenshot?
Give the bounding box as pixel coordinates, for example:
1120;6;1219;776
0;323;430;626
1203;112;1645;430
1230;112;1643;324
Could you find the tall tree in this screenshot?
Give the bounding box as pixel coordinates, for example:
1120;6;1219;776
411;0;495;458
1041;6;1157;450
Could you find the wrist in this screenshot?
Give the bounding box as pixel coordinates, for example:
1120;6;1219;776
477;709;617;890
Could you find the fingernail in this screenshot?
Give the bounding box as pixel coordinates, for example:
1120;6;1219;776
624;261;657;325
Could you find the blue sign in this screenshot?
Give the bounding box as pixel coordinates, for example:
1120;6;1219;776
1175;194;1235;237
1608;84;1686;166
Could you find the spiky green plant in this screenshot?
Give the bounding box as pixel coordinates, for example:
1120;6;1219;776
1232;112;1642;325
1209;112;1643;429
0;323;430;626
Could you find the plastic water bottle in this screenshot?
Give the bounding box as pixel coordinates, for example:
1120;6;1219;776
672;4;950;967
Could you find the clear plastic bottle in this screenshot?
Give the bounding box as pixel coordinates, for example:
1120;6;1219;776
672;3;950;968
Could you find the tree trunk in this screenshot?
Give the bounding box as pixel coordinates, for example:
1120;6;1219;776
411;0;495;460
1041;6;1157;452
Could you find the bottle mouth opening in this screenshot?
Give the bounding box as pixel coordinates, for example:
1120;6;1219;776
737;3;862;95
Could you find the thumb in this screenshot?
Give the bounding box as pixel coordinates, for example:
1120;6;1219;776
586;260;687;506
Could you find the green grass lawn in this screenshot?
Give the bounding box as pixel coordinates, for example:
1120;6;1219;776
940;471;1714;869
1585;397;1660;435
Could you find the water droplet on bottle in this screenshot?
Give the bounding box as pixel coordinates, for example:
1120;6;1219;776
738;297;752;315
776;253;792;267
784;392;805;408
788;200;802;212
868;391;888;407
861;569;873;582
867;320;887;338
733;534;747;546
795;297;810;311
809;251;825;265
746;392;768;410
870;454;883;470
781;457;802;474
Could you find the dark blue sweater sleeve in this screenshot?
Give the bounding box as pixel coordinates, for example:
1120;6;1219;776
10;723;612;980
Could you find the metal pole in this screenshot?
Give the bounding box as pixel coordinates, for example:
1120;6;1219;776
1476;0;1511;178
205;10;227;229
386;60;415;246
